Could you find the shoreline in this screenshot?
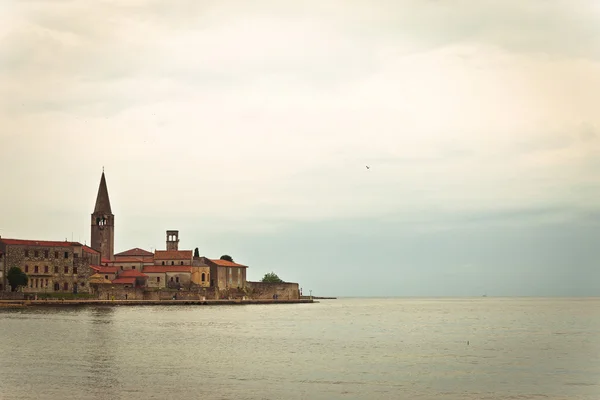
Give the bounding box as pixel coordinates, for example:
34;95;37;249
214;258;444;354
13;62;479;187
0;299;315;307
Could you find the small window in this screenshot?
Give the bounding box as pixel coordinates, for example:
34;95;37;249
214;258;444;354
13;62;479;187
54;251;58;258
180;261;184;265
162;261;165;265
25;250;29;257
35;279;38;288
176;277;179;283
25;265;29;273
63;282;68;291
73;267;78;275
120;266;124;270
44;250;49;258
132;266;136;270
157;277;160;282
64;266;69;274
171;261;174;266
201;273;206;282
44;266;49;273
170;277;174;282
105;275;108;280
44;279;48;287
54;266;58;273
64;252;69;259
34;250;39;257
80;282;85;287
34;266;39;273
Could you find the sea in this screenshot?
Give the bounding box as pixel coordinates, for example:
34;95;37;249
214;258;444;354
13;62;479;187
0;297;598;400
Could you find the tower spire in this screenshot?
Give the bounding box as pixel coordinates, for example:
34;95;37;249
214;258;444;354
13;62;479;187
94;171;112;214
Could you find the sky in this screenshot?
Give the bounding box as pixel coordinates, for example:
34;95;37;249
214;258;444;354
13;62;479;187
1;0;599;297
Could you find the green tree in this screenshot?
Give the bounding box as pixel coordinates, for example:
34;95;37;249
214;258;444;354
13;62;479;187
262;272;284;283
220;255;233;262
194;248;200;258
7;267;28;292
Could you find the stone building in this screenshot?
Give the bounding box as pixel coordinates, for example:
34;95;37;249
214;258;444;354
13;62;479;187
0;238;99;293
199;257;248;290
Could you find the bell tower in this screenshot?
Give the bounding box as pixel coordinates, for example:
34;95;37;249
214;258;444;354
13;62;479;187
166;230;179;251
91;170;115;260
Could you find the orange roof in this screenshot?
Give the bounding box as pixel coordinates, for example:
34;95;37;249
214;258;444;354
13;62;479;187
90;265;119;274
154;250;193;260
118;269;148;278
109;256;153;263
0;238;82;247
210;259;247;268
143;266;192;273
112;277;135;285
82;246;99;254
115;247;154;257
101;258;112;264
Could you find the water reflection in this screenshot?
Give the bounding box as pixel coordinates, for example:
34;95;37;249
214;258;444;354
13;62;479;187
87;307;121;400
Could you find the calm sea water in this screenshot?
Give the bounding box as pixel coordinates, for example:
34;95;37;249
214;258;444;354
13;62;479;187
0;298;599;400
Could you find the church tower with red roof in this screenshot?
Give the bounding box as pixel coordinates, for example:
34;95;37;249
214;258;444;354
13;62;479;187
91;170;115;261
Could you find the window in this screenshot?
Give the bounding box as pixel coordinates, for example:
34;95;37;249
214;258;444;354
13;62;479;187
44;279;48;287
170;277;174;282
171;261;174;265
54;266;58;273
34;266;39;273
180;261;184;265
35;279;38;288
201;273;206;282
55;251;58;258
63;282;68;291
80;282;85;287
25;250;29;257
120;266;124;270
175;277;179;283
132;266;136;270
64;252;69;259
44;250;49;258
54;283;60;291
24;265;29;273
105;275;108;280
34;250;39;257
44;266;49;273
73;267;78;275
64;266;69;274
157;277;160;282
73;253;78;258
162;261;165;265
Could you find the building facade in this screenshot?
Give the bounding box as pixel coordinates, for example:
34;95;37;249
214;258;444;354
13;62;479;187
0;239;99;293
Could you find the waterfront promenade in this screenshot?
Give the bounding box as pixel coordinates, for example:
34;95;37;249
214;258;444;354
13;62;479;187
0;298;315;307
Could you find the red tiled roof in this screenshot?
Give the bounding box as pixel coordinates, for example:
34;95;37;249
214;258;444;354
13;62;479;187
115;247;154;257
82;246;99;254
154;250;193;260
90;265;119;274
0;238;82;247
112;277;135;285
143;266;192;273
101;258;112;264
110;256;153;263
210;259;247;268
118;269;148;278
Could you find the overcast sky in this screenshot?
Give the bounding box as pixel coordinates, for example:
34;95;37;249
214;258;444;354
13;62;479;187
1;0;599;296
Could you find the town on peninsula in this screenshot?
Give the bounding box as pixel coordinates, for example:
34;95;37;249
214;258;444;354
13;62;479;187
0;172;311;305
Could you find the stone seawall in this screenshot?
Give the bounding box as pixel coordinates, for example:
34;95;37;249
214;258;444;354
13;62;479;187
246;281;299;300
0;298;314;307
